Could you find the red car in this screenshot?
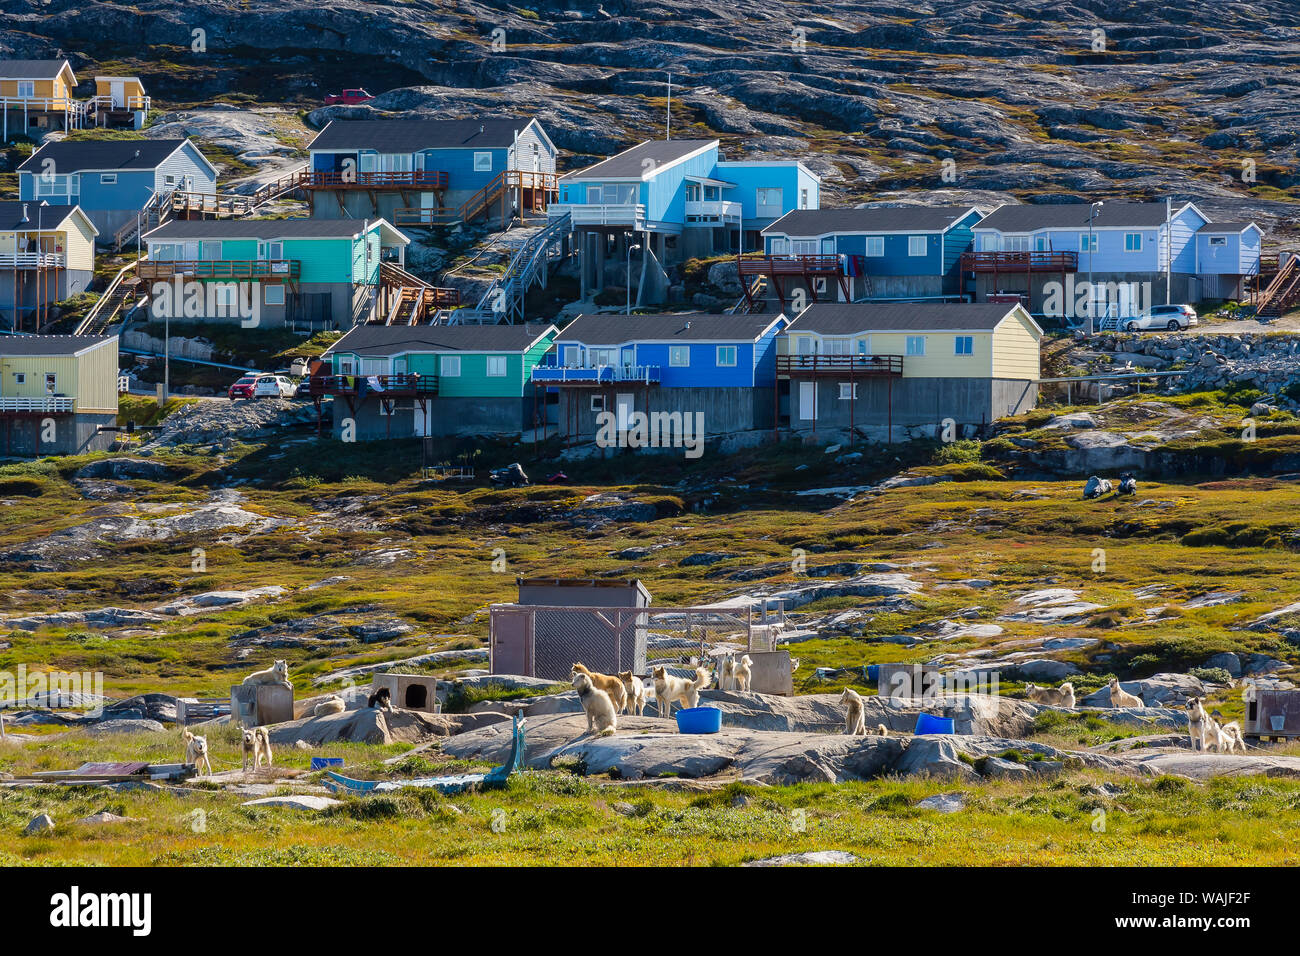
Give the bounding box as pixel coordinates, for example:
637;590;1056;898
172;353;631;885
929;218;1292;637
228;375;259;400
324;88;373;106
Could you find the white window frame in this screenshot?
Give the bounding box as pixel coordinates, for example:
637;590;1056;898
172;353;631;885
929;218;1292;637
44;372;57;393
669;346;690;367
838;382;859;400
1079;233;1098;253
905;335;926;357
474;152;493;172
441;355;461;377
590;348;618;366
770;238;789;256
590;394;605;412
865;236;884;257
908;235;927;257
264;285;285;306
955;335;974;356
1125;232;1142;252
1208;236;1227;248
561;345;582;367
17;81;34;98
100;173;117;185
716;346;738;367
13;372;25;385
485;355;508;377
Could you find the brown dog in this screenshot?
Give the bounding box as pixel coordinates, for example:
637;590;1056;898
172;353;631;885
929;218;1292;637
571;662;627;713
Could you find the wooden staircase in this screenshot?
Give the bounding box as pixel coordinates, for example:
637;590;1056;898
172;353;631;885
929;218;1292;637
394;170;558;228
75;260;144;335
376;262;460;326
1255;256;1300;318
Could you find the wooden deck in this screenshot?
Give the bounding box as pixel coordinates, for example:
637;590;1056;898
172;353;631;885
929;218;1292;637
136;259;301;281
960;250;1079;273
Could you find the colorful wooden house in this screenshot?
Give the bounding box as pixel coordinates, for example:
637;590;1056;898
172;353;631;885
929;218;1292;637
967;201;1261;320
549;139;819;302
0;59;80;138
778;302;1042;442
317;323;558;440
754;205;982;304
19;139;218;239
89;76;150;130
533;312;788;444
0;201;98;332
139;218;409;329
0;333;119;455
303;117;558;226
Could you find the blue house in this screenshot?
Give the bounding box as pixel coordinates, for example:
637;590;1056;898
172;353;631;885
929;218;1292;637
303;117;557;226
18;138;217;242
755;205;983;306
533;311;789;445
967;201;1261;321
550;139;819;302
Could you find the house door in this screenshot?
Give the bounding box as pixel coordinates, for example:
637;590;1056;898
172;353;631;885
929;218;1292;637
798;381;817;421
615;393;634;431
413;401;433;437
110;80;126;109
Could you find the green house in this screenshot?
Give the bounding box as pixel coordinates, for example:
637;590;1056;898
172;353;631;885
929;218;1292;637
319;323;558;439
140;218;409;329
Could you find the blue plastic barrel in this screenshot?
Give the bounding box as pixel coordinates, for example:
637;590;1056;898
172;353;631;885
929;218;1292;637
867;664;880;683
675;706;723;734
914;712;955;735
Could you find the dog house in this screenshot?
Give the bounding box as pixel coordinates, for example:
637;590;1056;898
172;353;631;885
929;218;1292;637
491;578;651;681
372;673;440;714
229;683;294;727
877;663;943;701
1244;687;1300;741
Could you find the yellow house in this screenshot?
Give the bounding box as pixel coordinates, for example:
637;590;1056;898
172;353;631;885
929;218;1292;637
0;59;80;137
0;333;119;456
0;201;99;332
779;302;1043;441
91;76;150;130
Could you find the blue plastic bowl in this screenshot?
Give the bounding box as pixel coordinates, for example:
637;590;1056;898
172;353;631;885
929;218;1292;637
675;706;723;734
914;712;955;735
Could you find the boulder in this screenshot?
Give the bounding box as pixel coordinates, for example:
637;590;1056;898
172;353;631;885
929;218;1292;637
1080;673;1204;707
1204;652;1242;678
24;814;55;835
892;737;978;780
265;708;505;748
242;795;343;811
81;718;166;736
1015;659;1082;680
916;792;966;812
744;850;859;866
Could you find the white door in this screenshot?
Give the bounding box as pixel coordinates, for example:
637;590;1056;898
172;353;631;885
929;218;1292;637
798;382;817;421
616;393;634;431
414;402;433;436
182;241;199;262
110;80;126;109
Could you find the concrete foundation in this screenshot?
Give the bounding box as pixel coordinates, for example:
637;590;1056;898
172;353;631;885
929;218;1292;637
0;411;115;456
331;394;536;440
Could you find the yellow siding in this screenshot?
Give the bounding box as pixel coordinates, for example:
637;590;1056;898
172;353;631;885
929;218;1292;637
75;340;120;413
870;331;994;379
0;340;119;413
0;75;72;106
990;311;1044;381
95;77;145;99
60;218;96;271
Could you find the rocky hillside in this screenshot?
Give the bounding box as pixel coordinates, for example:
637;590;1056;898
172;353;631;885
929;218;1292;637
3;0;1300;236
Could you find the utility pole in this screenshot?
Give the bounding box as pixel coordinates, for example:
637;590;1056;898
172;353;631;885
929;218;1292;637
666;74;672;140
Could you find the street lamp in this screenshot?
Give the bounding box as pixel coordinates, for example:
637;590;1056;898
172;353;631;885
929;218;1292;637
1087;201;1103;333
626;240;642;315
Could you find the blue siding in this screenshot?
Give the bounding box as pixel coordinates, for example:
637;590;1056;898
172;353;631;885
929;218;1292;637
942;209;981;273
555;326;787;388
646;147;718;223
1198;228;1260;276
716;163;815;221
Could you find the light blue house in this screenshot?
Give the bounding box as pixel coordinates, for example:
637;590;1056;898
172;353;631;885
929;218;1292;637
756;205;983;305
18;138;217;241
304;117;557;226
533;311;789;442
967;201;1261;320
550;139;819;302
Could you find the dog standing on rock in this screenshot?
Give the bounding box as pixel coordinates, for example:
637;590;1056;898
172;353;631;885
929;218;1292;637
617;671;647;716
182;729;212;776
572;670;617;736
571;663;627;714
1108;678;1144;709
242;726;273;772
840;687;867;735
652;665;710;718
1024;682;1076;709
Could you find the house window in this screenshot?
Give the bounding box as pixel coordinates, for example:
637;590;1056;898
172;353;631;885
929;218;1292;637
908;235;927;257
838;382;859;400
264;285;285;306
474;152;493;172
337;358;355;375
685;183;701;203
800;188;809;209
164;175;176;187
590;348;618;366
201;241;222;260
100;173;117;185
17;81;34;98
1209;236;1227;247
13;373;25;385
486;355;507;377
561;345;582;366
791;239;818;257
716;346;738;367
1079;233;1098;253
45;372;57;393
756;187;783;211
955;335;974;356
905;336;926;356
865;237;884;257
669;346;690;367
770;238;789;256
813;277;827;294
258;241;283;260
1125;233;1142;252
1034;236;1050;251
441;355;461;377
823;338;850;355
590;395;605;412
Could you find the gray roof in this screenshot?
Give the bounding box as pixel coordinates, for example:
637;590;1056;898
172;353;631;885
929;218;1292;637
1197;221;1256;233
18;139;191;173
0;201;83;231
557;313;781;344
561;140;716;181
0;59;71;79
144;218;379;241
0;334;113;356
309;118;538;152
786;302;1025;335
976;202;1178;232
326;323;554;357
765;205;979;236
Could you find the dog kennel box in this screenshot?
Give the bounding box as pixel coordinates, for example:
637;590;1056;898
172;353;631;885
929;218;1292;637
747;650;794;696
372;673;440;714
230;684;294;727
877;663;943;701
1245;688;1300;739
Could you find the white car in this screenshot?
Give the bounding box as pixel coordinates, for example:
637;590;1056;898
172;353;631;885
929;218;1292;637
251;374;295;399
1123;304;1198;332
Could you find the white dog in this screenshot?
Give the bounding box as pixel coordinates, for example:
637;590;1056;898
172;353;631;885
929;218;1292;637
732;655;753;692
572;670;617;736
182;728;212;776
1217;720;1246;754
1185;697;1210;751
241;726;273;772
1025;682;1076;709
313;695;346;717
618;671;647;716
1108;678;1144;709
840;687;866;735
875;724;888;737
242;659;291;689
652;665;711;718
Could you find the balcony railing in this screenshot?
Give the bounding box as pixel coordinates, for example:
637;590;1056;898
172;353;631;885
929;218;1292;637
88;94;151;112
960;250;1079;272
0;252;65;269
0;95;79;112
547;203;646;228
137;259;301;281
309;373;439;396
738;254;846;276
298;169;450;190
685;200;742;222
531;364;661;385
0;396;75;413
776;354;904;376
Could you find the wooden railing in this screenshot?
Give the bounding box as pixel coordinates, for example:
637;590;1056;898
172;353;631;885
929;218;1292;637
88;94;150;112
395;169;557;226
738;254;845;276
309;373;438;396
776;354;904;376
531;364;661;385
299;169;450;190
960;250;1079;272
136;259;300;281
